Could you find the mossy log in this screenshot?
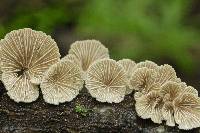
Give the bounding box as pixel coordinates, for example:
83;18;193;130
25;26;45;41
0;83;198;133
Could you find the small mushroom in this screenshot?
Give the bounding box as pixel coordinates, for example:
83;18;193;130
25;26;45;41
0;28;60;102
160;81;182;102
117;59;136;94
173;93;200;130
155;64;179;85
135;90;163;123
40;60;84;105
160;81;182;126
129;67;159;94
68;40;109;79
85;59;127;103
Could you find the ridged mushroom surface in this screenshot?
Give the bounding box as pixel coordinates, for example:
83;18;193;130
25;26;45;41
117;59;136;94
0;28;60;102
155;64;179;85
173;93;200;130
40;60;84;105
160;82;182;126
86;59;127;103
135;90;163;124
68;40;109;78
136;60;158;70
129;67;159;94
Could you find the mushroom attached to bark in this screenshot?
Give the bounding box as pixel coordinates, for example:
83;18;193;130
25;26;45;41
173;93;200;130
86;59;127;103
117;59;136;94
68;40;109;79
40;60;84;105
135;90;163;123
0;28;60;102
160;81;182;126
160;81;199;128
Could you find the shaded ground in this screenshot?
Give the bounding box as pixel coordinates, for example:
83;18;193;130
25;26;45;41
0;83;199;133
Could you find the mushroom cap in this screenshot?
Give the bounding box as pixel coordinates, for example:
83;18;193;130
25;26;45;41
155;64;179;85
160;81;182;102
173;93;200;130
136;60;159;70
40;60;84;105
61;54;84;78
0;28;60;102
135;90;163;123
85;59;127;103
68;40;109;73
2;72;39;102
117;59;136;94
129;67;159;94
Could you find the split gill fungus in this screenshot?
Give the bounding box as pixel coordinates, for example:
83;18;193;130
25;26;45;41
0;28;199;130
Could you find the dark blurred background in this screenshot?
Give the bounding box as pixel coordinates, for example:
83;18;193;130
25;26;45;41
0;0;200;88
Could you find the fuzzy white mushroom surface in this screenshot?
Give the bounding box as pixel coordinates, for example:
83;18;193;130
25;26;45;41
40;60;84;105
0;28;60;102
85;59;127;103
117;59;136;94
68;40;109;79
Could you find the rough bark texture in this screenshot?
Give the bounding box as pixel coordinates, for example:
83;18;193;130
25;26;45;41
0;83;198;133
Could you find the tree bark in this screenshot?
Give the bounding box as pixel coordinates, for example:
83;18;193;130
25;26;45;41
0;84;198;133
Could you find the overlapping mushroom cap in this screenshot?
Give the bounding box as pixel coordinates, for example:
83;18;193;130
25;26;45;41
68;40;109;79
160;81;200;129
117;59;136;94
40;60;84;105
129;67;158;94
0;28;60;102
86;59;127;103
160;81;182;126
135;90;163;123
173;93;200;130
155;64;180;85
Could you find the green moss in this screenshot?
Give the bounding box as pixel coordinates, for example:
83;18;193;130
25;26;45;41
75;104;92;116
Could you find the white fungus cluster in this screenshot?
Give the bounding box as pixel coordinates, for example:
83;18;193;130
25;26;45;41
130;61;200;130
0;28;200;130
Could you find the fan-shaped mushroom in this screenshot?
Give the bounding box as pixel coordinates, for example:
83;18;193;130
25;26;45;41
155;64;179;85
68;40;109;79
129;67;159;94
135;90;163;123
160;81;182;126
117;59;136;94
173;93;200;130
85;59;127;103
0;28;60;102
40;60;84;105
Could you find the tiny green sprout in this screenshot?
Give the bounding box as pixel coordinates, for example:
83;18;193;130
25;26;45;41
75;104;91;116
